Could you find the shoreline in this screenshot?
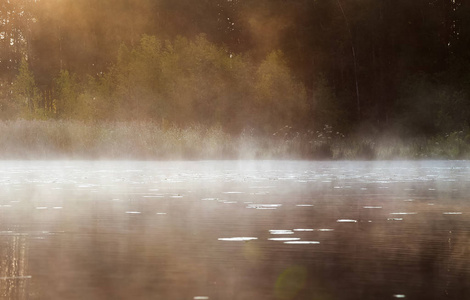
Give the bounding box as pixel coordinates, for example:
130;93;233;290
0;119;469;161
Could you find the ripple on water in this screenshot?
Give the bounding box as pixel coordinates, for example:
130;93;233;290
293;228;334;232
246;204;282;210
269;230;294;235
268;238;301;241
284;241;320;245
218;237;258;241
337;219;357;223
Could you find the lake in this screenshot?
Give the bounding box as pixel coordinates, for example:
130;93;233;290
0;160;469;299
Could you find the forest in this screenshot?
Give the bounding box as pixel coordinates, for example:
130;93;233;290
1;0;470;159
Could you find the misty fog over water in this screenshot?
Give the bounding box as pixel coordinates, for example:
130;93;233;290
0;160;469;299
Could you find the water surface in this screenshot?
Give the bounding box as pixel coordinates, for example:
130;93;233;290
0;160;469;299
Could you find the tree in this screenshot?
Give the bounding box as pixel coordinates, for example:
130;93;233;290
12;57;40;116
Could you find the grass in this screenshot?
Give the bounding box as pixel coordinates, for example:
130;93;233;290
0;119;469;160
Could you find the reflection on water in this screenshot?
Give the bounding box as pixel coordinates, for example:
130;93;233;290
0;234;29;299
0;160;469;299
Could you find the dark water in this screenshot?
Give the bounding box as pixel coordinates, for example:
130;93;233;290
0;160;469;300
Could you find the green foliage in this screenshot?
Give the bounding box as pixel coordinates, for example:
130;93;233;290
395;74;470;136
254;51;309;133
88;35;309;133
54;70;80;118
311;75;345;130
12;57;41;117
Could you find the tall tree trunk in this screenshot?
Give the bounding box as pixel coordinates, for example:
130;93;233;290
337;0;360;118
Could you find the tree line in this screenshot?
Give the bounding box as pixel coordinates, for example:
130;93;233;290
1;0;469;136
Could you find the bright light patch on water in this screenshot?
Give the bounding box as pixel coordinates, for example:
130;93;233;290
388;218;403;221
268;238;301;241
156;212;166;215
223;191;243;194
193;297;209;300
247;204;282;209
201;198;217;201
125;211;141;214
293;229;314;232
143;195;164;198
36;207;47;210
218;237;258;241
393;295;406;298
337;219;357;223
284;241;320;244
390;212;417;215
363;206;382;209
0;276;32;280
53;207;63;209
269;230;294;235
443;212;463;215
296;204;313;207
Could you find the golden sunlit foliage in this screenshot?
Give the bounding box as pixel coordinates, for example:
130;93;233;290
22;34;308;134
